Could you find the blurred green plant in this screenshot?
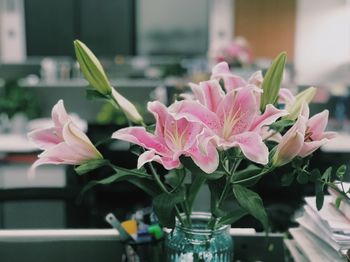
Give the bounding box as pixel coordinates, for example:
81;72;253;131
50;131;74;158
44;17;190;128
0;80;40;119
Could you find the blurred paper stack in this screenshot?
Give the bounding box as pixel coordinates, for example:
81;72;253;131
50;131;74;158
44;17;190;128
286;184;350;262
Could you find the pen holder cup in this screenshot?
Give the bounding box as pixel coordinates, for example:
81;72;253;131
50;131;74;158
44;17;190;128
123;238;165;262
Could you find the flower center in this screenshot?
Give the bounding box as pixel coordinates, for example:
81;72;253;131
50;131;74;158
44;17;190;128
304;127;313;142
165;122;189;150
221;108;241;140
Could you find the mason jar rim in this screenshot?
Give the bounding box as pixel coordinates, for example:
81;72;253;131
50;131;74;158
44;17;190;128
175;212;230;235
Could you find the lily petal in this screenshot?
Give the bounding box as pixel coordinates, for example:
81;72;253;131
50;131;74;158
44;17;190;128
63;122;102;160
28;127;62;150
307;110;329;140
112;127;171;155
164;115;202;152
198;80;225;112
211;62;246;92
170;100;221;133
248;71;263;87
187;139;219;174
298;139;329;158
250;104;288;132
147;101;168;139
279;88;295;105
52;100;70;129
216;88;257;138
137;150;180;170
234;132;269;165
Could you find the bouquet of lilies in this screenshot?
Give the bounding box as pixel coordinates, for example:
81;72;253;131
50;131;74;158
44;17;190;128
28;41;349;231
215;37;254;67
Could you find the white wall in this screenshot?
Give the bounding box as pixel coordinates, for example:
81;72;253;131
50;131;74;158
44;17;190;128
208;0;234;58
294;0;350;85
0;0;26;62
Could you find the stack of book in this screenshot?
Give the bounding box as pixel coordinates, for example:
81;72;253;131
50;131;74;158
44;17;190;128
286;183;350;262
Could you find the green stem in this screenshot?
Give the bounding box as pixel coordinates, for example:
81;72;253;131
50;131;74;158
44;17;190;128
170;168;186;193
232;166;274;185
209;158;242;229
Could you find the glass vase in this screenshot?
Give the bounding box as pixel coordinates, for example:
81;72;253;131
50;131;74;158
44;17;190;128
166;212;233;261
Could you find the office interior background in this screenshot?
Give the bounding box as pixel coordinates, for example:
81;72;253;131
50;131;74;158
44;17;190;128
0;0;349;235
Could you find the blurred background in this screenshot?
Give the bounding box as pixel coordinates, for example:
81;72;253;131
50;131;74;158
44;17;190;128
0;0;349;232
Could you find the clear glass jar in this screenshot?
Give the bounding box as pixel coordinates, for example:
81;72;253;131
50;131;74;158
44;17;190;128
166;212;233;261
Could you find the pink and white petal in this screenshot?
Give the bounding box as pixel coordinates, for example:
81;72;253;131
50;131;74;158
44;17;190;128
112;126;170;155
260;126;282;142
164;116;203;152
217;88;257;137
137;150;180;170
321;131;337;140
200;80;225;112
62;122;102;160
250;104;288;132
211;62;231;76
248;71;263;87
279;88;295;105
147;101;168;138
187;142;219;174
298;139;328;158
189;82;205;105
169;100;221;133
196;129;218;155
28;127;62;150
308;110;329;139
274;131;305;166
52;100;71;128
211;62;246;92
234;132;269;165
38;142;88;164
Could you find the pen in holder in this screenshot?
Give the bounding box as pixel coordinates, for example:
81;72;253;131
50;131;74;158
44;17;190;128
105;212;165;262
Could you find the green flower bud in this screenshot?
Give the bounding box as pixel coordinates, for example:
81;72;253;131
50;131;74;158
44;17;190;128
74;40;112;95
285;87;316;120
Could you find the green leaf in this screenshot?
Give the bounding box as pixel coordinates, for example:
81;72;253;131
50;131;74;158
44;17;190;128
208;176;229;216
153;188;186;228
128;177;162;197
75;159;110;175
233;184;269;231
180;156;203;175
336;165;347;180
217;208;248;227
80;167;153;195
296;171;309;184
231;165;262;186
281;172;295;186
315;182;325;210
309;169;321;183
130;144;143;156
269;119;294;133
187;173;206;210
86;89;109;101
260;52;287;111
321;167;332;182
291;157;303;169
335;196;342;209
203;171;225;180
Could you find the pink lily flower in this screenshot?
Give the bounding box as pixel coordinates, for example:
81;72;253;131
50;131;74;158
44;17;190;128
273;103;336;166
172;80;287;165
272;115;307;167
112;101;219;174
298;104;337;157
28;100;103;171
211;62;263;93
